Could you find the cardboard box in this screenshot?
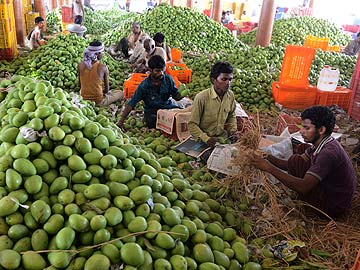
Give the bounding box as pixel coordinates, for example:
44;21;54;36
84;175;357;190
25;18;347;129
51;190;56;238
156;107;192;142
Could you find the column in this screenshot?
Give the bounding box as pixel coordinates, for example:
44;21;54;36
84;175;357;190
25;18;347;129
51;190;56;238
14;0;25;46
49;0;58;10
169;0;174;6
255;0;276;47
212;0;222;22
34;0;46;20
309;0;315;9
186;0;193;9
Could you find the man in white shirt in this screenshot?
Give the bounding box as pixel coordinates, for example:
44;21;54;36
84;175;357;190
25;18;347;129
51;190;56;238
72;0;85;25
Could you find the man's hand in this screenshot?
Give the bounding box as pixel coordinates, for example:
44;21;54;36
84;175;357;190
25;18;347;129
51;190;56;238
206;137;219;148
250;154;272;172
117;119;125;130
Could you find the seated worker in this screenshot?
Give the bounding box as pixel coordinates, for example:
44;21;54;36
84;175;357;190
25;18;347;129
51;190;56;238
251;106;356;218
28;16;46;50
343;32;360;56
117;55;183;129
72;0;85;25
132;38;166;73
78;40;124;106
153;32;172;62
116;22;148;58
128;33;150;64
188;61;239;160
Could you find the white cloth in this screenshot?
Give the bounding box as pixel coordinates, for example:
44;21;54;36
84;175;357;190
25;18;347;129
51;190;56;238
83;44;104;69
73;0;83;16
29;26;41;50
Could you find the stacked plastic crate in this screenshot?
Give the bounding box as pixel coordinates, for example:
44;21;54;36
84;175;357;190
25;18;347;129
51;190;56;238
25;11;40;36
61;5;72;33
0;0;18;60
22;0;32;36
348;52;360;121
271;45;317;109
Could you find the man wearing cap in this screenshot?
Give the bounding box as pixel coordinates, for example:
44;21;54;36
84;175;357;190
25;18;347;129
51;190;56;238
132;38;166;73
78;40;124;106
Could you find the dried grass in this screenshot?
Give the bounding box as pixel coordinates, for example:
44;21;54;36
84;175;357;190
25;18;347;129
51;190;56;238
216;111;360;269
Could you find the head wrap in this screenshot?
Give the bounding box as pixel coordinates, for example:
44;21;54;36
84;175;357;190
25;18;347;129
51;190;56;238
145;38;156;55
83;43;104;69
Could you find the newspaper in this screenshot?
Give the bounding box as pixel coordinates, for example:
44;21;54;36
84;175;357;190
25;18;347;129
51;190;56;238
207;144;240;175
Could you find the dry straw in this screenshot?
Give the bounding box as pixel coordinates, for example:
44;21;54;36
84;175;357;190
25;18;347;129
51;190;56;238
217;112;360;269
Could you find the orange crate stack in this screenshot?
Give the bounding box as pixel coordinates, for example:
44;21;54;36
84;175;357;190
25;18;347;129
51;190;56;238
272;82;317;109
166;63;192;84
326;45;340;52
304;35;329;51
316;86;352;111
272;45;317;109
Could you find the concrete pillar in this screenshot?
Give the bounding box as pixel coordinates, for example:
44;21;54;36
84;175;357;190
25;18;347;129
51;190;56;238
255;0;276;47
48;0;58;10
309;0;315;9
34;0;46;21
212;0;222;22
169;0;174;6
14;0;25;46
186;0;193;9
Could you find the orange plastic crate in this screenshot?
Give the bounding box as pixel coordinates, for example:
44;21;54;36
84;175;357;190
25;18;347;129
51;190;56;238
326;45;340;52
124;74;180;99
0;29;16;48
171;48;182;62
166;63;192;84
279;45;316;87
316;86;352;111
304;35;329;51
272;82;317;109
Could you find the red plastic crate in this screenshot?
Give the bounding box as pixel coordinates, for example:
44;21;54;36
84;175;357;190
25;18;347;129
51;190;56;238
276;113;302;135
279;45;316;87
350;52;360;89
349;97;360;121
61;5;72;23
166;63;192;84
272;82;317;109
316;87;352;111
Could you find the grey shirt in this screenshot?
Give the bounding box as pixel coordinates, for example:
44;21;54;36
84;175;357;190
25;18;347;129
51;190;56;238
343;39;360;56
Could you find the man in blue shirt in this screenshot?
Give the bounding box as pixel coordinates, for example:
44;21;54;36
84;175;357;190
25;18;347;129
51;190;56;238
117;55;183;129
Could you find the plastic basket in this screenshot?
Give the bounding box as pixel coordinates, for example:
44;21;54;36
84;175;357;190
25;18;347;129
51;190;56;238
0;1;11;20
316;86;352;111
61;5;72;23
166;63;192;84
171;48;182;62
272;81;317;109
0;29;15;48
304;35;329;51
278;45;316;87
276;113;302;135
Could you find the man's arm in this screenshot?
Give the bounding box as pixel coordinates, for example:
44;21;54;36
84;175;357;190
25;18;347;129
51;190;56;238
80;1;85;23
267;154;288;171
251;156;319;195
71;1;75;18
102;65;110;95
225;99;237;135
117;104;133;128
77;63;82;88
166;45;172;62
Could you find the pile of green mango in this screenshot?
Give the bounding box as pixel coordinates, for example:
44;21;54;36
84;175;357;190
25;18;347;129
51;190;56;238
0;75;271;270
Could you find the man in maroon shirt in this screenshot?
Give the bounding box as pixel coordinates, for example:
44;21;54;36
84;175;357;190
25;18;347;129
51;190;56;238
252;106;356;218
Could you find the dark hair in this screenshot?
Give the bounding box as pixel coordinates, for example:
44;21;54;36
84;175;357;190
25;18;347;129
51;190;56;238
153;32;165;43
210;61;233;82
357;32;360;38
35;17;44;24
132;22;140;28
89;40;103;47
148;55;165;69
301;106;336;135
